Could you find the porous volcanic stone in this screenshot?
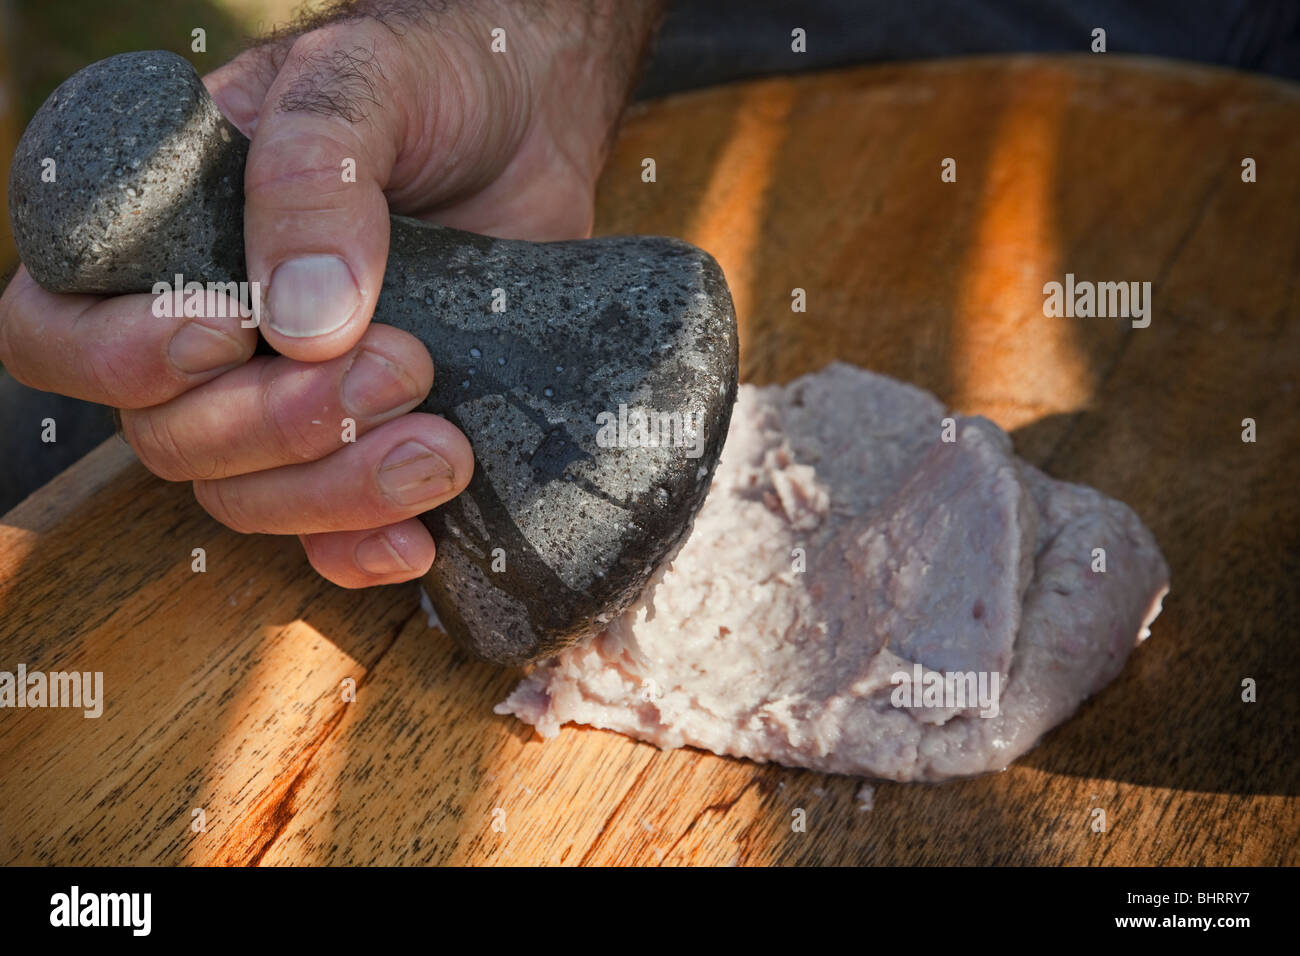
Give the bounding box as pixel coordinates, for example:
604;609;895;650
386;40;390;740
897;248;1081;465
10;50;247;293
10;50;739;666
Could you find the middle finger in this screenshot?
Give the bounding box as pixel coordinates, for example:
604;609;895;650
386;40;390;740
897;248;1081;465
121;324;432;481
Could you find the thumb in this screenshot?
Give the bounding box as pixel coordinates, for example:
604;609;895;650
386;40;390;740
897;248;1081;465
243;29;405;361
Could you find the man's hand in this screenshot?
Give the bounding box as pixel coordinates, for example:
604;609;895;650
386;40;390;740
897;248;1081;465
0;0;661;587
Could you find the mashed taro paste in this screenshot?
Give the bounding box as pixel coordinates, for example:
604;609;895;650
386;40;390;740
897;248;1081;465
495;363;1169;782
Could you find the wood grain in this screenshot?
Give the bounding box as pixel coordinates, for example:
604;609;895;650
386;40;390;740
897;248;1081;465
1;55;1296;865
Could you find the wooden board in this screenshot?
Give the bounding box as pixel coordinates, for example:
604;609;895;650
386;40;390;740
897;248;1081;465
1;55;1296;866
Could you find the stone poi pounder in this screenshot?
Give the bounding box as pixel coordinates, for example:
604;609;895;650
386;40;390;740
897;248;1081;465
8;50;739;666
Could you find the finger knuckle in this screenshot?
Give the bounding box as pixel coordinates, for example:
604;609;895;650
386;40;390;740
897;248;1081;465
77;343;161;408
0;296;39;387
193;479;256;535
263;371;332;465
302;546;357;589
121;410;212;482
245;141;357;198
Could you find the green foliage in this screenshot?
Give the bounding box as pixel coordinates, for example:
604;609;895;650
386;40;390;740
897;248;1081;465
12;0;256;118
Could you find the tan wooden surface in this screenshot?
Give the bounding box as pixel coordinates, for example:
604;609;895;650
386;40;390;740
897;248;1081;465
1;55;1296;865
